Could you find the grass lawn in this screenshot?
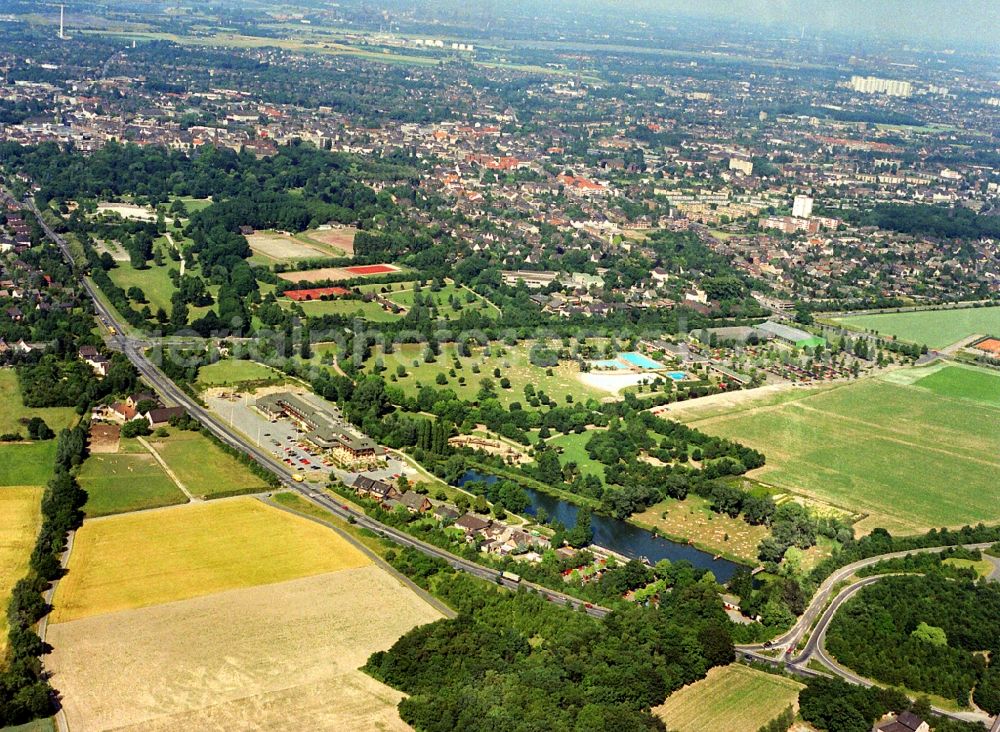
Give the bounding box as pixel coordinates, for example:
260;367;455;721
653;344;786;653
174;195;213;213
107;258;179;313
0;441;58;486
682;374;1000;534
633;495;771;563
285;297;400;323
50;497;370;623
942;557;995;578
386;283;498;319
0;369;79;435
913;364;1000;408
366;341;606;409
653;664;803;732
146;430;267;498
197;359;284;387
0;487;43;654
834;306;1000;348
79;452;187;517
1;718;55;732
548;430;606;483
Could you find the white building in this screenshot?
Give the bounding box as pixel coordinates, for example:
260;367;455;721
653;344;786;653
849;75;913;98
792;195;814;219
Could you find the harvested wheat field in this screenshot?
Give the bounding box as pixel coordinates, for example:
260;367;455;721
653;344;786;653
0;486;42;653
47;565;443;731
50;497;369;622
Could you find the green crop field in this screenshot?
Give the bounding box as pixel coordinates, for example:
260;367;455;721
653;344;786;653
0;369;79;435
79;452;187;517
912;365;1000;408
682;372;1000;534
834;306;1000;349
146;430;266;498
197;359;284;387
0;441;58;486
654;664;802;732
363;341;606;408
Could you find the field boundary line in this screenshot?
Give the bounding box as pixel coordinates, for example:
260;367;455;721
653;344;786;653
259;494;456;620
137;436;198;502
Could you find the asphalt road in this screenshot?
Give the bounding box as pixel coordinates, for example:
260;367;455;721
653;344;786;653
30;200;609;620
31;200;1000;727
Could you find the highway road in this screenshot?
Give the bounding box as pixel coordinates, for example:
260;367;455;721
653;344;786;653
28;199;609;620
30;200;1000;727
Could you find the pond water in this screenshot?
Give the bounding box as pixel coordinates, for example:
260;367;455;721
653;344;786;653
456;470;742;582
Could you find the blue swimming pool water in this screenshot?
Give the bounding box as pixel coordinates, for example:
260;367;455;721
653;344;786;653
620;352;664;369
666;371;686;381
591;359;627;369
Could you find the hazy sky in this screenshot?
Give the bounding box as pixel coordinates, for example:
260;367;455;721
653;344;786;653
625;0;1000;49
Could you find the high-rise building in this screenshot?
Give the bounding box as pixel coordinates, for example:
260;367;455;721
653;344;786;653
849;75;912;98
792;195;813;219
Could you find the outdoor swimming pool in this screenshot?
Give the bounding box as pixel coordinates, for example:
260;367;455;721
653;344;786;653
666;371;686;381
620;352;665;369
591;359;628;370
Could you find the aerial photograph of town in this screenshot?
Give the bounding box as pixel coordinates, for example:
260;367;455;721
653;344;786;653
0;0;997;730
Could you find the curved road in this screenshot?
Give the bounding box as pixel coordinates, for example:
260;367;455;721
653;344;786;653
29;200;609;619
31;199;1000;728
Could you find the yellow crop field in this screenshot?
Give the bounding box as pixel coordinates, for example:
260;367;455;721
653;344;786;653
47;565;443;731
0;487;42;652
51;498;370;622
654;664;803;732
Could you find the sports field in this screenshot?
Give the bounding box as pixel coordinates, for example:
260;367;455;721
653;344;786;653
144;430;267;498
79;451;187;516
51;498;370;622
0;369;78;435
834;306;1000;348
246;230;342;264
0;441;58;486
653;664;802;732
284;297;400;322
0;487;42;653
681;371;1000;534
278;263;399;283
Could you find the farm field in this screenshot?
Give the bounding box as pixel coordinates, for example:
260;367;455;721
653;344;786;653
682;373;1000;534
46;564;442;732
364;341;607;408
653;664;802;732
0;441;58;486
196;358;284;387
51;498;370;622
144;430;267;498
912;364;1000;408
833;306;1000;348
0;487;43;654
0;369;78;435
78;451;187;517
633;495;771;563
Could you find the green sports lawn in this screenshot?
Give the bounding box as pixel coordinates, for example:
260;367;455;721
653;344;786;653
834;306;1000;349
683;371;1000;534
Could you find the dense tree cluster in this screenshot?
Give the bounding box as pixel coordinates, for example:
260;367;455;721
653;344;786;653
366;547;734;732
